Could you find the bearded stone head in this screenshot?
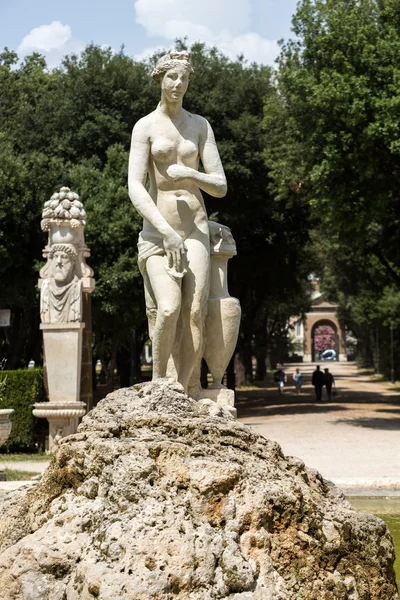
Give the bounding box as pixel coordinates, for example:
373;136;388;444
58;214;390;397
49;244;77;285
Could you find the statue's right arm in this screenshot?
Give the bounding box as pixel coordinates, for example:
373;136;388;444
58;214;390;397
128;119;175;239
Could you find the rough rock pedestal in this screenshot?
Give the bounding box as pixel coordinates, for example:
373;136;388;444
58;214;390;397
1;380;397;599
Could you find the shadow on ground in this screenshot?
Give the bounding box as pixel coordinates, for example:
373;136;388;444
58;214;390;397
239;402;351;420
236;376;400;419
333;417;400;430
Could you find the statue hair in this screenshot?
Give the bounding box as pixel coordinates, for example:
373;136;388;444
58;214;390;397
151;51;194;83
49;243;78;260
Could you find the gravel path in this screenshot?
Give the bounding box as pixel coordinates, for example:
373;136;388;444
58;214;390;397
0;461;50;500
0;461;50;473
1;363;399;498
237;362;400;495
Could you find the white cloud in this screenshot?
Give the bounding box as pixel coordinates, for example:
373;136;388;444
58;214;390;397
163;19;214;42
18;22;85;69
18;21;72;53
134;44;167;62
217;33;279;65
135;0;251;38
134;0;278;65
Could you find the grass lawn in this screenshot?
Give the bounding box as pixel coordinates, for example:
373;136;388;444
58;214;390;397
3;469;41;481
0;453;52;462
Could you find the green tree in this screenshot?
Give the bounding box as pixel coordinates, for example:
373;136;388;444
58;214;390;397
0;46;152;372
68;144;145;384
265;0;400;372
183;43;313;378
0;41;313;384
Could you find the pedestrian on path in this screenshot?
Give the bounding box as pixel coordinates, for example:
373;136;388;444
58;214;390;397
293;368;302;396
274;364;287;395
323;368;335;401
312;365;324;402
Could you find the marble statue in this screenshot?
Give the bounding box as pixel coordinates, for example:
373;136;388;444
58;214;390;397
129;51;241;405
40;243;82;323
34;186;95;451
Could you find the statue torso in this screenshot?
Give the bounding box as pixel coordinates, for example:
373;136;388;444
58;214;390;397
143;109;208;240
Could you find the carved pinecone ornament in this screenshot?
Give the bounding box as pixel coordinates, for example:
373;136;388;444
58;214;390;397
41;186;87;231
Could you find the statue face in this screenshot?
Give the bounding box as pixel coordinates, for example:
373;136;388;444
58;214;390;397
161;65;190;102
52;251;74;284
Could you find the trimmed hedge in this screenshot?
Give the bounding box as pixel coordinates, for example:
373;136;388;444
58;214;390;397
0;368;44;452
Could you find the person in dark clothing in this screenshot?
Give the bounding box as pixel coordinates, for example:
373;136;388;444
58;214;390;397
323;368;335;401
312;365;324;402
274;364;287;395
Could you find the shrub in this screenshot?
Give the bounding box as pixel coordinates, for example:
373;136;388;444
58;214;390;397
0;368;44;452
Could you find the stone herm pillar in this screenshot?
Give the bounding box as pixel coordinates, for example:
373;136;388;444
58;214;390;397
203;222;241;417
33;187;95;452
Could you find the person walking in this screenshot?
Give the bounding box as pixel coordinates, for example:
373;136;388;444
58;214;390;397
312;365;324;402
274;364;287;395
323;368;335;401
293;367;302;395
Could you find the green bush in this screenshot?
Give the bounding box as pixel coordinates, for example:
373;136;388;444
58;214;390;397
0;368;44;452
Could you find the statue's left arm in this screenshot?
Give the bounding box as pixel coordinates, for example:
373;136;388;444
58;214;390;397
166;118;227;198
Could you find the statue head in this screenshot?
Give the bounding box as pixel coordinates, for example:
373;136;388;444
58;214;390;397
152;51;193;102
152;51;194;82
49;243;77;285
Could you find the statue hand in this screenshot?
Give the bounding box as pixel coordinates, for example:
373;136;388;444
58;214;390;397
166;164;192;182
163;231;187;278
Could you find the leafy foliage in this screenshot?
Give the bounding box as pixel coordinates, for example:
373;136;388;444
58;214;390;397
0;368;44;452
314;325;336;353
183;43;313;375
265;0;400;373
0;41;313;380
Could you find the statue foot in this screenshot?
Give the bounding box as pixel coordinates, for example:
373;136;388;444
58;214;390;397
198;384;237;419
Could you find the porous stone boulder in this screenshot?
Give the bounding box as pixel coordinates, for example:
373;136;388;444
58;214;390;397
0;380;398;599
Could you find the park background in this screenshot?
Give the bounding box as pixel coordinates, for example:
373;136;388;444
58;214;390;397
1;0;400;586
2;0;400;414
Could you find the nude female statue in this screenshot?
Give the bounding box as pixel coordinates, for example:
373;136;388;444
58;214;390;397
128;51;227;394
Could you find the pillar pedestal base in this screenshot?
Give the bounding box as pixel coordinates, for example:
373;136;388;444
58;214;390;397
33;402;86;451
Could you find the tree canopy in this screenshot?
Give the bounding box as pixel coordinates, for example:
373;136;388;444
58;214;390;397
265;0;400;373
0;42;312;381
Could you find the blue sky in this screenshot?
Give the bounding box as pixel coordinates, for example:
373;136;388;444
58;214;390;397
1;0;299;68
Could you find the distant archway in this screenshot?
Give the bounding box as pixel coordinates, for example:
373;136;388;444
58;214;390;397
301;293;347;362
311;320;338;362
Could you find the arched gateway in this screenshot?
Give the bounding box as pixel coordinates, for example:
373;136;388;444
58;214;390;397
293;292;347;362
311;319;338;362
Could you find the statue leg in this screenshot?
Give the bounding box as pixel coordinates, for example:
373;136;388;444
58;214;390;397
178;235;210;393
145;255;182;379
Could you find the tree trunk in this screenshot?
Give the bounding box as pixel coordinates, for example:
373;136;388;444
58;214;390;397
243;342;253;384
255;346;267;382
200;359;208;389
234;351;246;387
226;354;235;391
107;348;117;391
6;309;24;368
117;347;131;388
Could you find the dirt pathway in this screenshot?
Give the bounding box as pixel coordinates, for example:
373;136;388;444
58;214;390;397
1;364;399;497
237;362;400;495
